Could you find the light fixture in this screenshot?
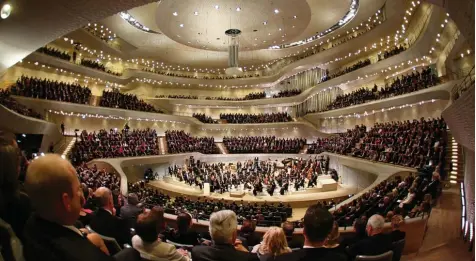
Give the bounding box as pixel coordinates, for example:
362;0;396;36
263;21;268;25
214;5;219;9
1;3;12;19
278;28;282;31
193;11;198;15
179;24;184;27
173;12;178;16
236;7;241;11
274;9;279;14
293;15;297;19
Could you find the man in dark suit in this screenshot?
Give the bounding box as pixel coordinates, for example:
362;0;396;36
191;210;259;261
90;187;131;246
22;154;140;261
348;214;393;258
120;193;143;228
270;205;346;261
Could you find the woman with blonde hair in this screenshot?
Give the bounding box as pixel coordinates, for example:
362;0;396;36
251;227;291;260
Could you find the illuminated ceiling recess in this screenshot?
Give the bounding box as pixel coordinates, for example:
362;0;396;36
120;11;160;34
270;0;360;49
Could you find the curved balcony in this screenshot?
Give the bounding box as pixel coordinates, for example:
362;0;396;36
304;79;458;121
11;96;331;141
0;104;62;152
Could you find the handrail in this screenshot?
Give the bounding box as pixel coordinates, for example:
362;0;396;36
451;66;475;100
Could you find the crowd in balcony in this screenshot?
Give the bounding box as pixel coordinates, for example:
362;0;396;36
165;130;218;154
322;59;372;82
156;94;199;99
70;128;159;165
220;112;292;124
76;163;121;192
100;90;163;113
378;45;407;61
272;89;302;98
0;89;44;119
308;118;447;170
37;46;71;61
316;67;439;112
79;59;122;76
205;92;267;101
10;75;92;104
192;113;217;124
223;136;306;154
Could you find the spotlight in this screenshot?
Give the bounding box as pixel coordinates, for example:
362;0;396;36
1;3;12;19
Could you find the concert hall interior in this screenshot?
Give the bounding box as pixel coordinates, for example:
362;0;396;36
0;0;474;261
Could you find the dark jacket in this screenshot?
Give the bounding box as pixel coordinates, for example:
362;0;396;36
169;230;200;246
23;214;116;261
119;204;142;227
265;248;347;261
90;208;131;245
389;230;406;242
348;233;393;257
191;243;259;261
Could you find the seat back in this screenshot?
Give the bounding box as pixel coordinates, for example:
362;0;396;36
392;239;405;261
85;225;122;255
356;251;393;261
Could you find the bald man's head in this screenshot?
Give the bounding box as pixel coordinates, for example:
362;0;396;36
95;187;114;212
25;154;81;225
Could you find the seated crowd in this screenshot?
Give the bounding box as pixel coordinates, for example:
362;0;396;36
321;67;439;112
10;75;92;105
272;89;302;98
156;95;199;99
80;59;106;71
192;113;217;124
100;90;163;113
205;92;266;101
220;112;292;124
378;45;407;61
70;128;159;164
322;59;372;82
223;136;306;154
308;118;447;170
166;130;218;154
37;46;71;61
0;89;44;119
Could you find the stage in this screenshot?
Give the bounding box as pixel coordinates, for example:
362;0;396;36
148;178;357;209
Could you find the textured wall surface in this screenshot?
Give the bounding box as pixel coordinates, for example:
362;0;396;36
463;149;475;231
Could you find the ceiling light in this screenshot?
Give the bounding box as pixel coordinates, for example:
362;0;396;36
1;3;12;19
194;11;198;15
263;21;267;25
179;24;184;27
274;9;279;14
278;28;282;31
215;5;219;9
236;7;241;11
172;12;178;16
293;15;297;19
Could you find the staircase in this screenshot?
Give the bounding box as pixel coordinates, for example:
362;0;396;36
216;143;228;154
299;145;308;154
447;131;465;184
159;137;168;154
61;137;76;159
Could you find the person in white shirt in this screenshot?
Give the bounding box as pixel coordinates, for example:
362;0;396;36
132;208;189;261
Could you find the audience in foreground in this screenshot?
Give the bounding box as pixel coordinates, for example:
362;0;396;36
23;154;140;261
348;214;393;258
191;210;258;261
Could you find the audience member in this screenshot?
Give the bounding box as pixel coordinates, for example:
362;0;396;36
322;59;371;82
120;193;143;228
389;215;406;242
10;76;91;105
223;136;305;154
239;220;262;248
220;112;292;124
168;212;200;246
132;209;189;261
0;90;44;120
251;227;291;260
339;218;368;249
348;214;393;258
272;89;302;98
166;130;218;154
272;205;346;261
100;90;162;113
191;210;259;261
282;221;302;249
378;45;407;61
23;154;140;261
89;187;131;247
